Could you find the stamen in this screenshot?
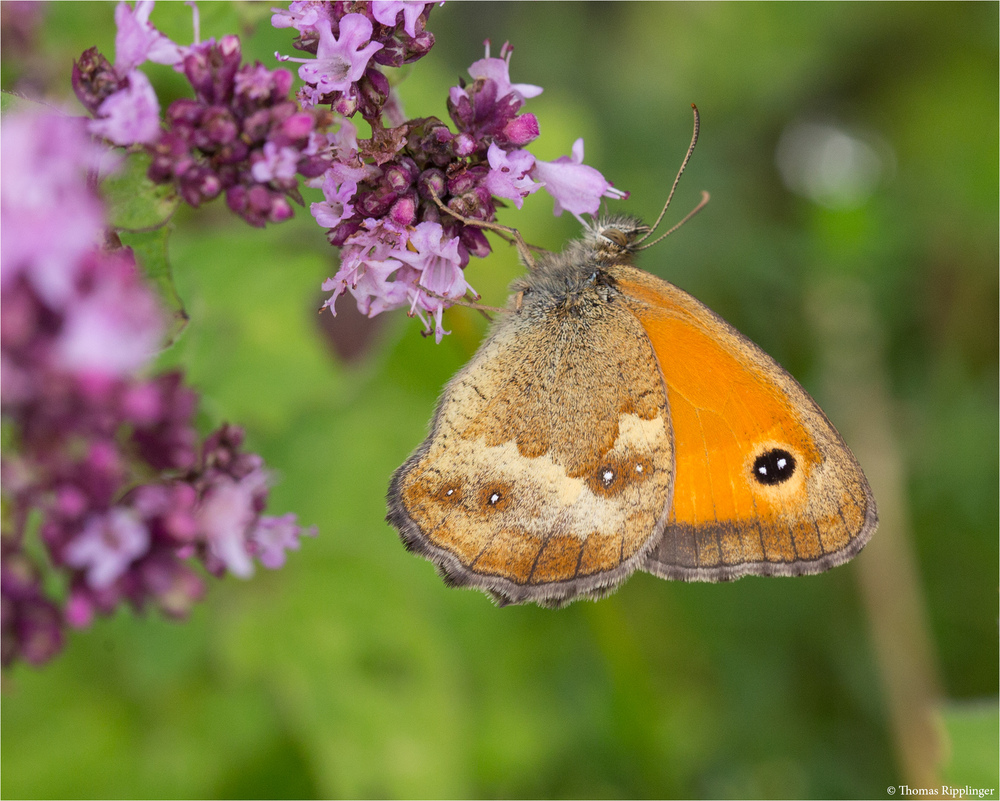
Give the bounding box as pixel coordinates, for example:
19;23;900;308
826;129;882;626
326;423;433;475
186;0;200;45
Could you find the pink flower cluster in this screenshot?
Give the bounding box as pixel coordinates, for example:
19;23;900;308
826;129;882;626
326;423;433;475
70;1;629;341
0;110;314;669
73;1;333;227
4;0;630;667
273;1;436;115
273;3;627;340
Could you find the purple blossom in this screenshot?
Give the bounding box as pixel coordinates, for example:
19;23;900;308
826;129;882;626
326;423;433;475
250;514;316;569
393;221;467;300
2;104;317;668
531;138;628;217
446;42;541;150
485;143;540;208
320;217;406;316
466;41;543;104
88;68;162;146
325;116;362;162
139;35;333;226
251;141;301;183
53;249;164;378
63;508;151;590
113;0;182;74
234;63;284;102
270;1;330;34
321;220;471;342
1;542;64;666
0;112;110;308
347;257;408;317
199;472;266;578
311;174;357;228
72;3;334;227
371;1;430;38
269;8;625;342
294;15;383;97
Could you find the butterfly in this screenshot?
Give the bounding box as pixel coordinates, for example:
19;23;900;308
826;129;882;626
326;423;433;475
386;106;877;607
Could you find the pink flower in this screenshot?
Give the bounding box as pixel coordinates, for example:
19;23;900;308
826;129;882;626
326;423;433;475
235;63;291;102
53;250;164;378
295;15;383;96
311;174;357;228
530;138;628;217
250;514;316;569
89;68;162;146
321;219;407;316
348;257;408;317
393;222;466;297
64;508;151;590
467;41;543;103
113;0;182;74
485;143;540;208
250;141;300;183
0;112;111;308
270;1;330;34
392;222;471;342
328;117;361;157
198;471;268;578
371;1;429;37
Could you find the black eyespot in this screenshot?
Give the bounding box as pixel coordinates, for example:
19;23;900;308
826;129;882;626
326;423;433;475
752;449;796;485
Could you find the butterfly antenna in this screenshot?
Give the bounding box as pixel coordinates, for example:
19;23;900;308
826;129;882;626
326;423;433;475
635;104;708;250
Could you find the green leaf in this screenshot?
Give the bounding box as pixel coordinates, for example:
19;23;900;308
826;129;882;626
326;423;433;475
120;227;188;344
103;151;177;232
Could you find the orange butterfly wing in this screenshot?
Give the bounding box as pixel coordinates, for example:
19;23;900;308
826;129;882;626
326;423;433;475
615;266;877;581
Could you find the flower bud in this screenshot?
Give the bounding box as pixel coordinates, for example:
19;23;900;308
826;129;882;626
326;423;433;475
418;168;447;200
388;192;418;226
72;47;123;115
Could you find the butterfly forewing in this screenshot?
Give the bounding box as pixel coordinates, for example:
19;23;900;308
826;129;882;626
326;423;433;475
614;266;878;581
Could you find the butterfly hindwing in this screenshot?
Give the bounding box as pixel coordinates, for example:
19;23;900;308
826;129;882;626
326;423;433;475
387;294;675;606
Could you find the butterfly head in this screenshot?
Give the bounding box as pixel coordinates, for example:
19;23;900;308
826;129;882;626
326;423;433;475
582;214;652;265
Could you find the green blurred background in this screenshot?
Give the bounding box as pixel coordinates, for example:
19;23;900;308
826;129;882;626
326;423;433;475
2;2;997;798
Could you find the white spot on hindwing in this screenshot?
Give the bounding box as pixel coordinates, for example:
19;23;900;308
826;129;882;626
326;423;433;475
420;412;668;540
